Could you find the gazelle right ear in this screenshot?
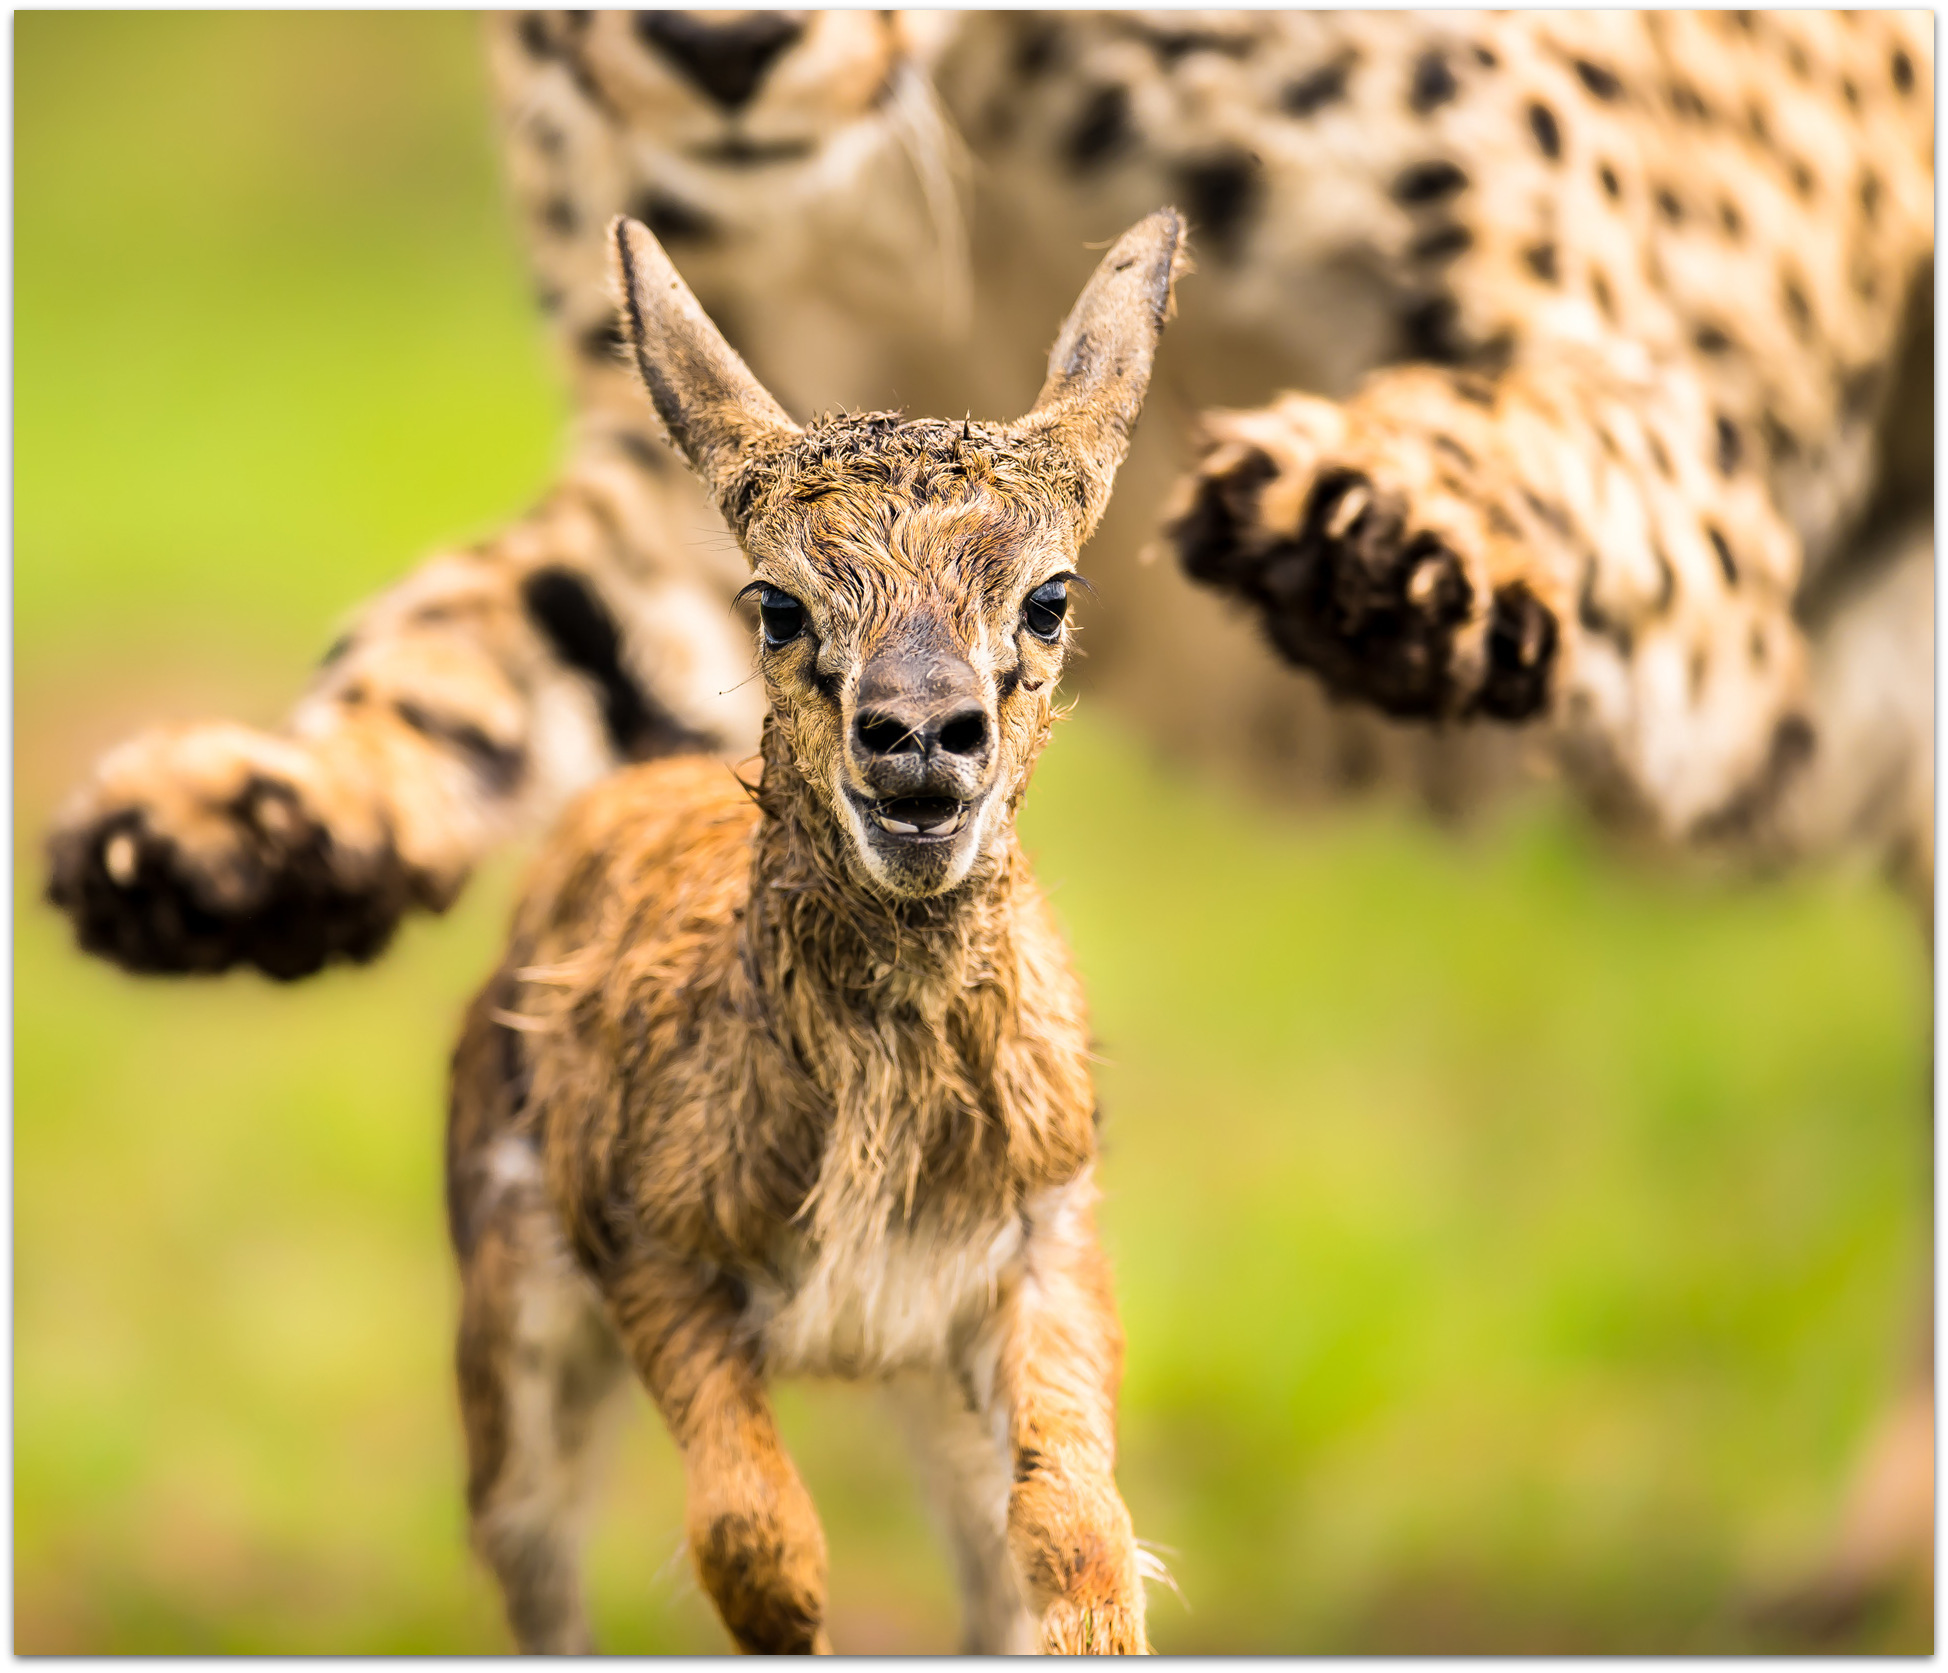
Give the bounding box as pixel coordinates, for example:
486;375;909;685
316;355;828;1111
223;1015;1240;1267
1009;208;1188;538
608;215;800;531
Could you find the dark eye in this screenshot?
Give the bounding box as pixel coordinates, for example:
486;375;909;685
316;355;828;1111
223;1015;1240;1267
1022;579;1068;642
758;587;805;647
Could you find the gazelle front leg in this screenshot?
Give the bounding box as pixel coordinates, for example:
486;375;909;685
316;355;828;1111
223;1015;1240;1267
605;1261;833;1655
995;1180;1149;1655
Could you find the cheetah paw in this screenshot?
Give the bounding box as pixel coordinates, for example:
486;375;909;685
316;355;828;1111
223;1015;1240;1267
45;722;426;980
1165;402;1561;724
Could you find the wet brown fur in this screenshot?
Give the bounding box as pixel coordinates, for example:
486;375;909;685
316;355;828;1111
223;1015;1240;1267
447;211;1184;1654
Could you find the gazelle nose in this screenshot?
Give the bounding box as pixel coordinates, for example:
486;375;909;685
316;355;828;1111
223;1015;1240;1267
854;704;990;762
632;12;805;111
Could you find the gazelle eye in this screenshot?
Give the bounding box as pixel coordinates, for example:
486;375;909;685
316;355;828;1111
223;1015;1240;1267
1022;579;1068;642
758;587;805;647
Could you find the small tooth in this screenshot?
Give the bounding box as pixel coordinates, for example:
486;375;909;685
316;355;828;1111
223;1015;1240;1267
103;832;138;885
1406;559;1442;607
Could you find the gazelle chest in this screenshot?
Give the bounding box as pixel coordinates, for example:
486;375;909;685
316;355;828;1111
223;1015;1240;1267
748;1210;1026;1380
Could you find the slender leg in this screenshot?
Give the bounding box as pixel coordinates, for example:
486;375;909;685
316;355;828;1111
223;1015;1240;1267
989;1176;1149;1655
456;1151;631;1654
886;1372;1037;1654
604;1261;833;1654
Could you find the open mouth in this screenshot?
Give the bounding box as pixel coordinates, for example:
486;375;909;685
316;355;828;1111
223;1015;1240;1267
863;795;968;840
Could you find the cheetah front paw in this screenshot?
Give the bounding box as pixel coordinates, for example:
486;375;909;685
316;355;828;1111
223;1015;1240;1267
1164;400;1561;724
45;722;429;980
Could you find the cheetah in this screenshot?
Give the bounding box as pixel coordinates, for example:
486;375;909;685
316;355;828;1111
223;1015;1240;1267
43;9;1934;1632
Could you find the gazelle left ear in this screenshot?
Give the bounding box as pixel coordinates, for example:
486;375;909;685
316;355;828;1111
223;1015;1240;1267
1010;208;1188;538
608;215;800;534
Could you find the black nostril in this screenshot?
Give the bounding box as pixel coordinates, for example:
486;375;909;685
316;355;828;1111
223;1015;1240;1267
632;11;804;111
856;711;921;757
936;709;989;757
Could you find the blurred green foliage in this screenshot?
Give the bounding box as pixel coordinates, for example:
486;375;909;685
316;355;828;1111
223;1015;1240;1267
14;13;1931;1653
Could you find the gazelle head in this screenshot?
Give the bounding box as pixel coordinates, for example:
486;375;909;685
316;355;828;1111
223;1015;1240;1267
611;208;1184;898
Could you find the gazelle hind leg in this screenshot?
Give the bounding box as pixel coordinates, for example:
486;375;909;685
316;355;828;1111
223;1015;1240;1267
885;1373;1037;1655
457;1157;630;1654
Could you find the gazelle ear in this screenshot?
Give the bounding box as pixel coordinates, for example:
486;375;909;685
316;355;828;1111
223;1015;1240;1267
608;215;799;531
1010;208;1188;537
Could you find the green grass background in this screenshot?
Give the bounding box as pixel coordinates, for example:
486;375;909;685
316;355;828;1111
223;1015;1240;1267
14;12;1932;1653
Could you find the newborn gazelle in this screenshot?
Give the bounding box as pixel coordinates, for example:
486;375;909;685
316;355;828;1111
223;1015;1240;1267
446;209;1185;1654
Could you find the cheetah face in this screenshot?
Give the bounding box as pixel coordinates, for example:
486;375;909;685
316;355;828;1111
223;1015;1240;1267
530;11;960;178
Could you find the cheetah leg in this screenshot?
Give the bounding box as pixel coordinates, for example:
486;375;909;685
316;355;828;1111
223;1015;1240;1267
1163;352;1813;842
45;445;755;980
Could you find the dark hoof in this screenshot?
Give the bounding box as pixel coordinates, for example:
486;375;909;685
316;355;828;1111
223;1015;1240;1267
46;775;415;981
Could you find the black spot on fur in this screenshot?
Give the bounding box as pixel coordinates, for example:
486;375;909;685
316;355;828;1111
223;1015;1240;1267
1528;101;1562;160
1523;242;1559;283
1012;22;1061;79
1655;186;1683;224
1745;101;1771;146
1842;364;1885;418
1066;84;1132;171
1706;524;1739;586
1781;274;1812;339
1599;162;1622;199
1413;223;1474;263
394;700;526;794
521;568;715;761
1145;26;1251;66
1409;51;1458;113
630;188;716;245
1761;411;1800;462
612;430;666;472
541;196;578;237
1574;59;1623;100
1282;56;1352;117
1578;557;1633;658
1393;159;1469;204
1178;151;1263;263
1646;432;1672;478
579;316;628;364
1841;76;1861;109
1472;43;1498;68
1785;40;1811;78
1718;198;1744;238
1449;372;1496;406
1693;322;1733;355
1668;81;1710;120
517;13;554;60
1858;168;1882;221
1590;271;1615;320
1432;432;1475;467
1715;415;1742;474
1788;157;1815;198
1399;295;1468;363
1892;48;1915;94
